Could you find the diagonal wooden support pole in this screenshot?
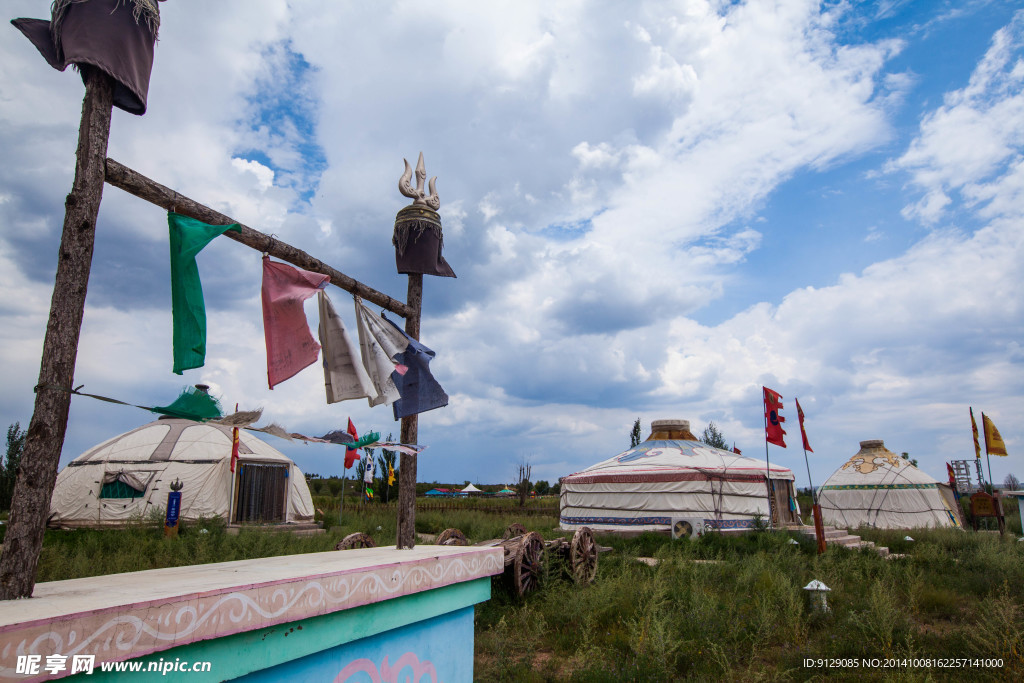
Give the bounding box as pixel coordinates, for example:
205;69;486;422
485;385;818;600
0;69;114;599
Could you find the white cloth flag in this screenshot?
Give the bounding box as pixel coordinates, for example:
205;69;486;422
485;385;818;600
318;291;376;404
364;458;375;484
355;298;408;407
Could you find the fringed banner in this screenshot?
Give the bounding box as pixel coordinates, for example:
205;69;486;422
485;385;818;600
42;384;426;454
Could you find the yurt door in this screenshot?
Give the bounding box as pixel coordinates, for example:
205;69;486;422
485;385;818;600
234;463;288;523
773;480;798;525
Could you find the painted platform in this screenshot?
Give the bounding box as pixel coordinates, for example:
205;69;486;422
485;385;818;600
0;545;503;681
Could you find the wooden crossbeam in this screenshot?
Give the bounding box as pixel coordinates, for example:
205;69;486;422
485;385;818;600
104;158;415;319
105;157;423;550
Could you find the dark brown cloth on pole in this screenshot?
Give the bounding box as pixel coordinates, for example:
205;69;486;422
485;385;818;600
12;0;157;115
393;205;456;278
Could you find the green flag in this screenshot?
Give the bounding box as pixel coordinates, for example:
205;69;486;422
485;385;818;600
151;386;224;421
168;213;241;374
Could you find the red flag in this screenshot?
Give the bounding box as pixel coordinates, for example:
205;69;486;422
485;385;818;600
344;417;361;469
261;257;330;389
795;397;812;453
763;386;787;448
230;402;240;473
733;443;742;455
946;462;957;490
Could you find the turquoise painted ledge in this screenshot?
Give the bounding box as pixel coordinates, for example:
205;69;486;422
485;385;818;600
73;577;491;682
1;545;503;682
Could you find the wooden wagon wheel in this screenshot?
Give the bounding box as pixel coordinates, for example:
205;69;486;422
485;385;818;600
502;522;527;540
510;531;544;596
335;532;376;550
570;526;598;584
436;528;468;546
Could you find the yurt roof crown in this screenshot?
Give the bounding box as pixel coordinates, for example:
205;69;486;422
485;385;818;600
646;419;698;441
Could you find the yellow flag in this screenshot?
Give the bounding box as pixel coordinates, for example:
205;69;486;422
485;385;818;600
388;463;396;486
982;414;1008;456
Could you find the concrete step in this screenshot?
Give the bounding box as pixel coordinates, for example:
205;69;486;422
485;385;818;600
831;534;863;546
797;527;858;543
795;525;891;557
226;522;324;536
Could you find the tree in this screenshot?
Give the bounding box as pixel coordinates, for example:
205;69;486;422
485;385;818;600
534;480;550;496
629;418;642;448
377;435;398;503
551;482;561;496
1;423;26;511
516;461;533;508
1005;473;1020;491
354;459;367;501
700;421;728;450
901;452;919;468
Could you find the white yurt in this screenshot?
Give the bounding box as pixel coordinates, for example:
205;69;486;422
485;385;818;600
817;439;964;529
49;418;315;528
559;419;799;532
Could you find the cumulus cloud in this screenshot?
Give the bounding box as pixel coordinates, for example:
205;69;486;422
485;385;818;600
1;0;1021;490
232;158;275;191
891;10;1024;223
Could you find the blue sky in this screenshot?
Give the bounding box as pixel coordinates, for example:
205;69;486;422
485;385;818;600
1;0;1021;491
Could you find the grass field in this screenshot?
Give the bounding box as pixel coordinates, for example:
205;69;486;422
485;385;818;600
13;503;1024;682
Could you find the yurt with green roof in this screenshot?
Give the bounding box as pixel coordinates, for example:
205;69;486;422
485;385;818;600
817;439;964;529
48;418;315;528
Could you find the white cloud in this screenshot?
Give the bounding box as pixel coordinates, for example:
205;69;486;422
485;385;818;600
891;11;1024;223
232;158;275;191
2;0;1021;491
632;46;698;101
571;142;621;169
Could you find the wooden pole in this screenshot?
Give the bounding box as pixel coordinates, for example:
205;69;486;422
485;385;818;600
982;413;995;493
396;274;422;549
339;471;346;526
0;70;115;599
104;159;415;319
762;410;775;530
801;444;827;554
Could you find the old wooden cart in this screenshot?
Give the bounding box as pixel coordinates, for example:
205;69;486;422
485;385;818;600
435;522;600;596
336;523;602;597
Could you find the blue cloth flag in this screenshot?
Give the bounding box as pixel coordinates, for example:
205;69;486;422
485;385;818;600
382;315;449;419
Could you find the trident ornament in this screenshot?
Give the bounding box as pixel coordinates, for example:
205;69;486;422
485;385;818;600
398;152;440;210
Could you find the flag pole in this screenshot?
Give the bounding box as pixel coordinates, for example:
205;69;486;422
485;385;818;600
802;443;827;554
982;413;995;492
801;444;815;505
762;408;775;530
795;397;826;553
228;403;240;525
340;469;346;525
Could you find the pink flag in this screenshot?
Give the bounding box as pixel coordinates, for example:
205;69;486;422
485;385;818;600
262;257;330;389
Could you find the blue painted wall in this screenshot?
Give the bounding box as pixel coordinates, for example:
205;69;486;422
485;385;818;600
233;606;474;683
